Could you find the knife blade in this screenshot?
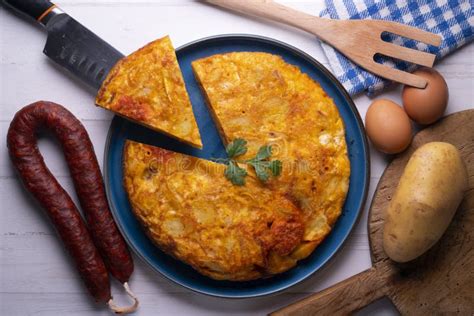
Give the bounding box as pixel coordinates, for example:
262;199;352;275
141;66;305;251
44;14;124;90
3;0;124;90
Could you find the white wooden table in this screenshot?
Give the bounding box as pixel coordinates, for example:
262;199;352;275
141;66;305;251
1;1;472;315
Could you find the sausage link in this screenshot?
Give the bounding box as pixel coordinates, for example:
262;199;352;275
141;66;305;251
7;101;110;302
8;101;134;282
51;105;134;283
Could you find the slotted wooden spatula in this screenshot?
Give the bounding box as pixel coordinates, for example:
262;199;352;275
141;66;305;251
205;0;442;88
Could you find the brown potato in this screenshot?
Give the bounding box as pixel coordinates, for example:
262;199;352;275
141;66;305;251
383;142;468;262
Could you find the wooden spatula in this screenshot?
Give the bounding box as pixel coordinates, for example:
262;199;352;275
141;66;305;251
205;0;442;88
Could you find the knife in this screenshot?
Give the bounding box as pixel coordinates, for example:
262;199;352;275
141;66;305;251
2;0;124;90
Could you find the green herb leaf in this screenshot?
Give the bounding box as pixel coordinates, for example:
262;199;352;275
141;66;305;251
253;162;270;182
223;139;281;186
224;160;247;186
226;138;247;158
269;160;282;176
255;145;272;161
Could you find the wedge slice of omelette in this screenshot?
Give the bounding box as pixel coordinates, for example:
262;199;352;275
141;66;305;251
96;36;202;148
192;52;350;260
123;141;306;280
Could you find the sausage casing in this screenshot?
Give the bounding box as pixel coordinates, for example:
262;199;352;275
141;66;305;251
7;101;112;302
53;107;134;283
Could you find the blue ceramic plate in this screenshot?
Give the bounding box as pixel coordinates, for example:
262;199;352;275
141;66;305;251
104;34;370;298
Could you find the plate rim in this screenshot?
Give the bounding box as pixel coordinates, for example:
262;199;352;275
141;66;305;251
103;33;370;299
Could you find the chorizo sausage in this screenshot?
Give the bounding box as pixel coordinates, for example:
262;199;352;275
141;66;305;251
7;102;137;312
7;101;111;303
8;101;133;282
48;106;134;284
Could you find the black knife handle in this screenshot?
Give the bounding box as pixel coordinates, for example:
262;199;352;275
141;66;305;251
3;0;56;22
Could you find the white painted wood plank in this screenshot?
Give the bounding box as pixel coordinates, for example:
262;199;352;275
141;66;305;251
0;291;399;316
0;292;307;316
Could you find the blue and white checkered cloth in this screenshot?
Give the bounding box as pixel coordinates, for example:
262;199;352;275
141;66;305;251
319;0;473;96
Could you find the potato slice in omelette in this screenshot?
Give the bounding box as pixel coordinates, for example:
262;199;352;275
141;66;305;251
123;141;306;280
96;36;202;148
192;52;350;260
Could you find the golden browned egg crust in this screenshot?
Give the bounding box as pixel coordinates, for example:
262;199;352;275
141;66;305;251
96;36;202;148
123;141;305;280
192;52;350;259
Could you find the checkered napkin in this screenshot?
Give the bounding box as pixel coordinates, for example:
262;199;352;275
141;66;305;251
319;0;473;96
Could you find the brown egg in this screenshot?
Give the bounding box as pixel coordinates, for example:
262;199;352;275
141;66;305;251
402;68;449;125
365;99;413;154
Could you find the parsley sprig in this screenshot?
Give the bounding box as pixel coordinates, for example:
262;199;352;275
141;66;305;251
223;138;282;186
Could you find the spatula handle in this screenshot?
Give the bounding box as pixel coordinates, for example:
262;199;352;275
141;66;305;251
271;267;390;316
3;0;56;24
205;0;326;36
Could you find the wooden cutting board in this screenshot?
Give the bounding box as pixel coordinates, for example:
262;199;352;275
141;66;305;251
272;109;474;315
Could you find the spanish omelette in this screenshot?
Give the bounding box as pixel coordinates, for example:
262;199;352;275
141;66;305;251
96;36;202;148
122;51;350;281
192;52;350;260
123;141;305;280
